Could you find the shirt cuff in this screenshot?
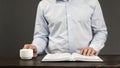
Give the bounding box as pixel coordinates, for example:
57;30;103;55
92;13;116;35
89;43;105;52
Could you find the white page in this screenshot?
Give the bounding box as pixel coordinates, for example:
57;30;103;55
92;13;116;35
72;53;103;62
42;53;71;61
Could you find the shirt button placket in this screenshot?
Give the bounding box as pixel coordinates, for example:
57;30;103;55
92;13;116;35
65;1;73;53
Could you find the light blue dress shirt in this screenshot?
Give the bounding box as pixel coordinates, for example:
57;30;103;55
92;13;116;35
32;0;108;54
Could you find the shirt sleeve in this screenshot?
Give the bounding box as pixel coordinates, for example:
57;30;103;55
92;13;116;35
89;0;108;52
32;2;49;54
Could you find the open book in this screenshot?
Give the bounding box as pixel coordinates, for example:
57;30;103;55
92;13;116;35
42;53;103;62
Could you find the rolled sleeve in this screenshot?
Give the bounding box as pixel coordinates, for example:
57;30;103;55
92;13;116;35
32;2;49;54
89;0;108;52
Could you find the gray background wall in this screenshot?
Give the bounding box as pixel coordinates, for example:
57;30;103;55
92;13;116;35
0;0;120;55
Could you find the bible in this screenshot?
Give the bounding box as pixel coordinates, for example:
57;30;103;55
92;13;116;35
42;53;103;62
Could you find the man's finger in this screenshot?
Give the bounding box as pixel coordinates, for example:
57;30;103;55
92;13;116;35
83;49;87;56
90;50;95;56
80;49;83;55
95;52;99;56
28;45;33;49
28;46;36;53
87;49;91;56
32;46;37;53
23;44;30;49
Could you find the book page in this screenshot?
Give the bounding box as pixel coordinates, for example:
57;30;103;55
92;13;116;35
42;53;71;61
72;53;103;62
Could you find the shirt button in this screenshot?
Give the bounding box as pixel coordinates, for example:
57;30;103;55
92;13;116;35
63;0;69;2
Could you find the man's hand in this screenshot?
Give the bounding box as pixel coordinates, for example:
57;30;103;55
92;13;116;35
23;44;38;58
80;47;99;56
